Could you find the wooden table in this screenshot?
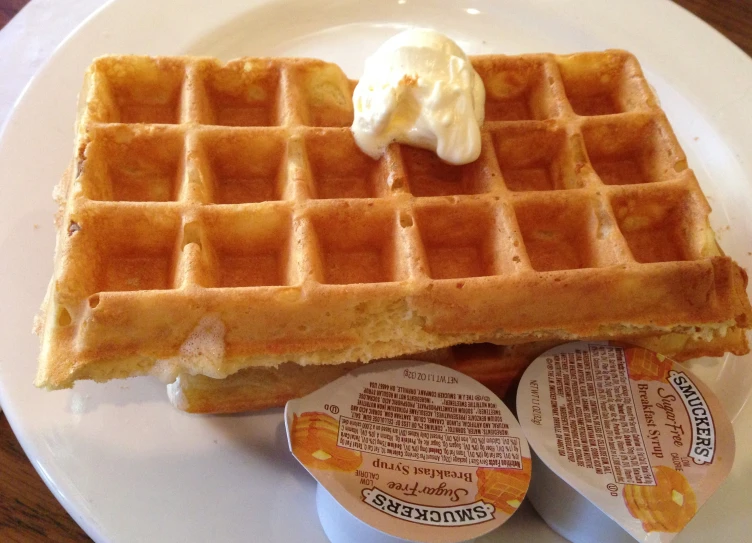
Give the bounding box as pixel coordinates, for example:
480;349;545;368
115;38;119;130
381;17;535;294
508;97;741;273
1;0;751;541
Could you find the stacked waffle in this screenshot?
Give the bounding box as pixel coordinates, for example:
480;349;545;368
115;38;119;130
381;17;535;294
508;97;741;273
35;52;751;413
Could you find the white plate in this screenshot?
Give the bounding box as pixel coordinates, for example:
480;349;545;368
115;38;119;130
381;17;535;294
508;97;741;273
1;0;751;541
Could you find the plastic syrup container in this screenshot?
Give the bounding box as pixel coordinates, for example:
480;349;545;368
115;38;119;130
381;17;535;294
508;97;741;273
517;341;735;542
285;360;532;543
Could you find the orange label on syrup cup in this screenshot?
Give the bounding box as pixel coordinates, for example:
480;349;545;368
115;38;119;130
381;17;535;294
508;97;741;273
517;341;735;542
285;360;532;543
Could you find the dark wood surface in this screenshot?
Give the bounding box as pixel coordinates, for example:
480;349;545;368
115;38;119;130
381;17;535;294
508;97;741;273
0;0;25;30
0;0;750;541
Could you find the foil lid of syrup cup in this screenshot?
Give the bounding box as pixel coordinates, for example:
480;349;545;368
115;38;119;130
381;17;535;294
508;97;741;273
517;341;735;543
284;360;532;543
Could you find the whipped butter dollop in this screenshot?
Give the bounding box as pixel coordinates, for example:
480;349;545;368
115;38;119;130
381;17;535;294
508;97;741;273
351;29;486;165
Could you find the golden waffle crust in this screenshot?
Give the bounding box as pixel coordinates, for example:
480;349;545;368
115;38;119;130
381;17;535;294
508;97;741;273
36;52;751;389
168;332;743;414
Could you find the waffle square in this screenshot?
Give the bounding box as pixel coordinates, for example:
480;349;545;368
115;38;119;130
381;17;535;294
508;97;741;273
36;52;751;389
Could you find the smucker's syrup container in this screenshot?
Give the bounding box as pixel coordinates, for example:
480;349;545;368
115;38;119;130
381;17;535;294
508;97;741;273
285;360;532;543
517;341;735;542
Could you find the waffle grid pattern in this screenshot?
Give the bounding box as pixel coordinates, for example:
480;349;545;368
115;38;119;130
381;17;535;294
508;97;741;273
38;51;750;389
66;52;715;298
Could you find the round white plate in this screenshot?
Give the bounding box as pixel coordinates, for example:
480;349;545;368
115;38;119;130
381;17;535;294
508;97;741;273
1;0;751;541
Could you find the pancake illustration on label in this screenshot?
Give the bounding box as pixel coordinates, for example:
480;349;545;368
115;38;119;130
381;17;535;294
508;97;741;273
623;465;697;533
475;456;532;514
291;412;363;472
623;345;673;382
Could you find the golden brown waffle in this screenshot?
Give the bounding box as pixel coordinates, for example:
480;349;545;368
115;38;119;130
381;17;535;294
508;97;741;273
36;52;751;390
168;333;738;414
168;342;543;414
